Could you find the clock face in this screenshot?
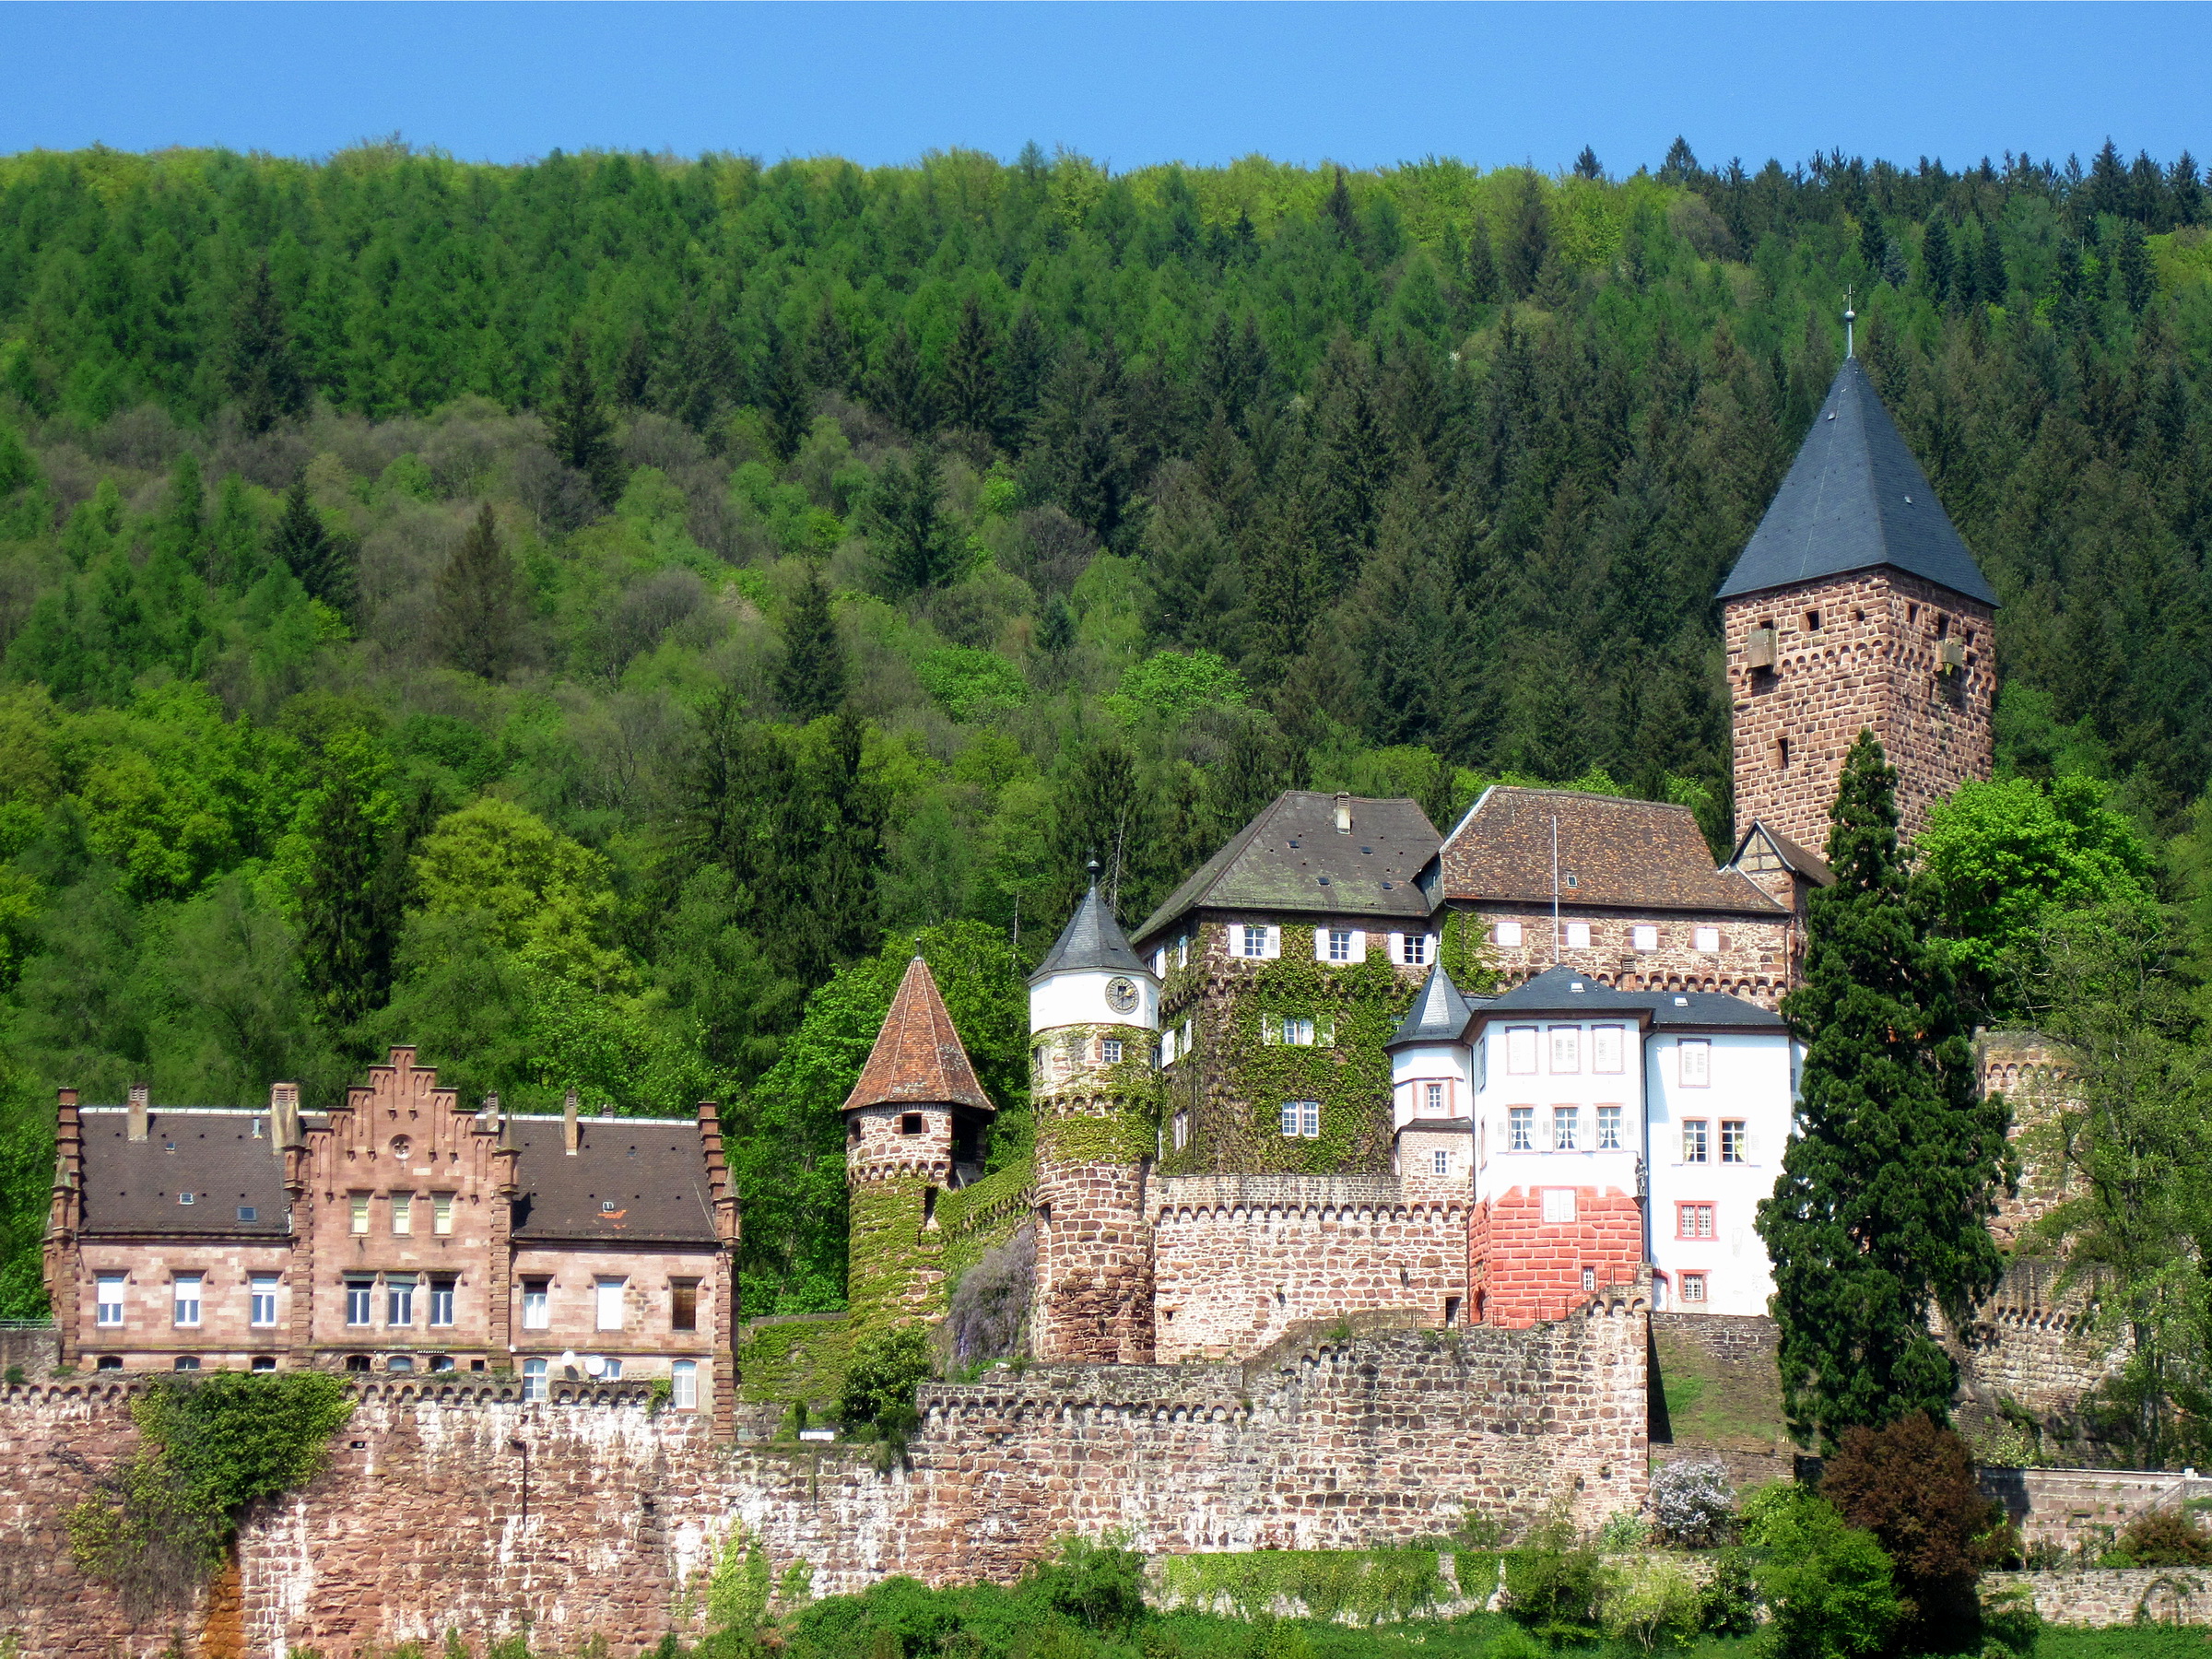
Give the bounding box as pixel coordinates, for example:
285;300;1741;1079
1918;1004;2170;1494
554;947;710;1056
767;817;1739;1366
1104;976;1140;1015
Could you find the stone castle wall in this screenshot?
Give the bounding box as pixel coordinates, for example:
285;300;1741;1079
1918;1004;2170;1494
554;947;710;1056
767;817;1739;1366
0;1309;1648;1657
1451;900;1793;1011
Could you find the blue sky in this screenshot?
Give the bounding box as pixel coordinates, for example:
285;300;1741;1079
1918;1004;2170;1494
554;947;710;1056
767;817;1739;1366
2;3;2204;177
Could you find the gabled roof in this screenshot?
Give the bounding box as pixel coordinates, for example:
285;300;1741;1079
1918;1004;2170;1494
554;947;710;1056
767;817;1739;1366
1483;965;1657;1017
1440;788;1785;916
76;1109;290;1237
1134;792;1441;946
1717;356;1997;606
1729;820;1836;888
1388;965;1483;1047
1030;883;1148;984
842;957;994;1114
509;1117;719;1244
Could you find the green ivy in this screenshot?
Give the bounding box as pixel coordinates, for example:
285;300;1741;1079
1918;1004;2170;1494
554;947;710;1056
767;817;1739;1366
1441;909;1503;994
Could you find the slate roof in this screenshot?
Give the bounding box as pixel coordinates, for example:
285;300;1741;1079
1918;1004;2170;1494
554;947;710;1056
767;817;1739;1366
1387;965;1484;1047
1717;356;1997;606
1440;788;1785;916
508;1117;719;1244
1030;883;1149;983
842;956;994;1114
1134;792;1441;947
77;1109;292;1237
1478;965;1783;1030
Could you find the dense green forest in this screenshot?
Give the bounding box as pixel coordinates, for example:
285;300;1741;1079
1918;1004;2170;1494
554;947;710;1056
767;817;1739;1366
1;135;2211;1319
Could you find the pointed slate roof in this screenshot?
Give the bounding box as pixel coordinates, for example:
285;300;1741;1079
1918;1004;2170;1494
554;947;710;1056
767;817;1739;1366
1717;356;1997;606
1387;965;1482;1048
1030;883;1148;984
841;957;994;1114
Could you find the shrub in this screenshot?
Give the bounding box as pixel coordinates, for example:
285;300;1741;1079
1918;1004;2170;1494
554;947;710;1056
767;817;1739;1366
1598;1556;1702;1653
945;1224;1033;1365
1651;1454;1737;1547
838;1323;936;1472
1502;1513;1604;1645
1742;1482;1900;1659
1597;1509;1652;1552
1700;1548;1759;1636
2114;1508;2212;1567
1022;1534;1148;1631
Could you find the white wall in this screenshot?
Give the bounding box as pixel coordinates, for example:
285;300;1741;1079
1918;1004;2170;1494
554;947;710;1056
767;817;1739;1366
1391;1041;1475;1129
1470;1016;1645;1207
1030;968;1159;1036
1642;1028;1792;1317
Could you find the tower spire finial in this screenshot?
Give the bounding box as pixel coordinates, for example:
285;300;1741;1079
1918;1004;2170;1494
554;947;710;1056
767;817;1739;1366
1842;290;1856;359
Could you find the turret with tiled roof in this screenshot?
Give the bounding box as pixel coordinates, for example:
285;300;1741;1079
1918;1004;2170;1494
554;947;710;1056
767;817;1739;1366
843;956;993;1115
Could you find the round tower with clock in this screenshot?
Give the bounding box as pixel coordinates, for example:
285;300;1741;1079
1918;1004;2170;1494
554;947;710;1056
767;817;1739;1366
1027;875;1160;1363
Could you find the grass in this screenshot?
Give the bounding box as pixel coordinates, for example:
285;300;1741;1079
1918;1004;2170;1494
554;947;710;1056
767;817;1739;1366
1648;1324;1791;1453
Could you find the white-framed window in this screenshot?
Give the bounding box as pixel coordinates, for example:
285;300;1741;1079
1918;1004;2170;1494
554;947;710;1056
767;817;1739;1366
1494;921;1524;948
1422;1081;1447;1116
1239;924;1274;959
172;1276;202;1328
250;1275;279;1327
671;1359;698;1410
1631;924;1658;952
345;1279;373;1326
522;1358;547;1401
1508;1106;1535;1150
1549;1026;1582;1073
1541;1188;1578;1224
1553;1106;1580;1150
1694;926;1721;953
1281;1016;1315;1046
349;1194;371;1235
1722;1120;1747;1163
391;1194;413;1236
1680;1272;1708;1303
1279;1100;1321;1139
433;1194;455;1236
1399;933;1430;965
1683;1120;1709;1163
96;1274;125;1326
429;1277;455;1326
595;1277;627;1331
1100;1037;1124;1065
1171;1111;1189;1150
1679;1040;1711;1087
1592;1024;1624;1074
1506;1027;1538;1075
1174;935;1190;970
1322;927;1356;962
1596;1104;1623;1150
522;1279;550;1330
1150;949;1166;977
387;1276;416;1326
1431;1147;1453;1176
1564;922;1592;949
599;1358;623;1381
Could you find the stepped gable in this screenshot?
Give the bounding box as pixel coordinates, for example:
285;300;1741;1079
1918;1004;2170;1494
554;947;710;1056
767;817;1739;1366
1441;787;1783;915
1029;881;1147;982
1134;791;1441;946
508;1117;719;1243
1717;355;1996;606
842;956;993;1113
76;1106;292;1237
1388;964;1481;1047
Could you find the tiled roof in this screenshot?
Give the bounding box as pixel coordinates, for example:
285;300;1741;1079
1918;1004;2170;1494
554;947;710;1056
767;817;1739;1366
1477;965;1783;1030
1134;792;1441;946
509;1117;719;1243
1031;883;1148;983
1718;356;1997;606
77;1109;291;1236
1440;787;1785;916
841;957;993;1113
1387;965;1482;1047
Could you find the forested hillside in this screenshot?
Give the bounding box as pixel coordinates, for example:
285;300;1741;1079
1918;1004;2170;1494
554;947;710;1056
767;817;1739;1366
0;135;2209;1316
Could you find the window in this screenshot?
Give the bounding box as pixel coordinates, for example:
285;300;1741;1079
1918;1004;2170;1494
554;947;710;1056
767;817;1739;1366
1541;1188;1578;1224
429;1277;455;1326
174;1356;200;1372
522;1279;550;1330
1721;1120;1747;1163
899;1112;924;1135
1549;1027;1581;1073
1506;1027;1537;1075
1682;1120;1709;1163
1775;737;1791;771
1582;1265;1596;1293
1679;1040;1711;1087
1804;609;1822;633
387;1276;416;1326
1509;1106;1535;1150
179;1193;194;1206
388;1355;415;1373
95;1355;123;1371
250;1275;279;1327
671;1280;699;1333
1324;928;1355;962
1150;949;1166;977
1279;1100;1321;1139
1678;1202;1716;1240
522;1358;547;1402
1422;1081;1446;1116
252;1356;276;1372
1400;933;1430;965
1592;1025;1624;1075
1631;925;1657;952
172;1275;202;1327
1281;1016;1314;1046
1431;1147;1452;1176
1693;926;1721;953
595;1277;626;1331
349;1194;371;1235
1443;1296;1462;1328
1564;922;1592;949
1553;1106;1580;1150
345;1279;373;1326
1596;1104;1624;1150
96;1274;125;1326
1171;1111;1189;1150
433;1194;455;1237
1495;921;1524;947
1240;924;1269;959
671;1359;698;1410
1681;1272;1708;1303
429;1355;454;1372
391;1194;413;1236
345;1354;371;1373
1100;1038;1124;1065
599;1358;623;1381
1174;935;1190;970
238;1206;257;1222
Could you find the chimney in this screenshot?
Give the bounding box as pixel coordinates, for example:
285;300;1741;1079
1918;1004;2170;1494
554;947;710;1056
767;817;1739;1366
269;1082;300;1153
126;1084;149;1143
481;1091;500;1129
57;1088;77;1112
1334;793;1352;833
563;1087;580;1156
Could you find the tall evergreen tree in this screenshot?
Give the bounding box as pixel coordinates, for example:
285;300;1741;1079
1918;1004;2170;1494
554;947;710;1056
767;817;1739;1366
1972;218;2008;303
1323;169;1362;255
869;446;961;594
775;564;847;720
867;320;935;436
1464;216;1501;305
299;739;393;1032
268;478;352;611
806;710;887;982
1573;147;1603;181
1922;215;1956;302
223;260;308;435
431;503;524;679
756;324;813;463
938;296;1002;437
2115;219;2156;315
1755;731;2012;1448
1502;175;1551;299
665;303;738;433
614;326;655;408
546;329;622;504
996;306;1052;445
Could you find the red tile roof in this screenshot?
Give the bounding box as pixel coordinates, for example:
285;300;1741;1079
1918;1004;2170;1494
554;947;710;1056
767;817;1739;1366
1441;787;1785;915
841;957;994;1113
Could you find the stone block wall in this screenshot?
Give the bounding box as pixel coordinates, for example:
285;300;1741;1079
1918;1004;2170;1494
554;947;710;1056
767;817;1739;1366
1149;1175;1467;1362
1452;900;1793;1010
1978;1467;2212;1555
1030;1067;1156;1365
1472;1185;1643;1328
1983;1567;2212;1627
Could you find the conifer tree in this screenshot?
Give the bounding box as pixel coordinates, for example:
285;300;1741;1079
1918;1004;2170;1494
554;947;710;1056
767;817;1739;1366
268;478;352;611
1573;147;1603;181
154;453;205;567
1755;731;2011;1448
1973;220;2008;304
996;307;1052;444
546;329;622;504
1502;175;1551;299
757;324;813;463
207;473;261;588
666;304;737;434
299;740;390;1031
1324;169;1362;255
224;260;308;435
939;296;1002;437
2171;152;2205;228
431;503;524;680
1464;216;1501;305
867;321;935;437
614;326;655;408
869;446;960;594
1922;215;1956;302
1858;207;1888;278
774;565;846;720
2115;220;2155;315
805;294;858;394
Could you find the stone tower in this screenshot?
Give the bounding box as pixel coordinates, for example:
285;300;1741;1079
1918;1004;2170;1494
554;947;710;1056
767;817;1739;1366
841;956;995;1327
1721;348;1996;855
1028;881;1159;1363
